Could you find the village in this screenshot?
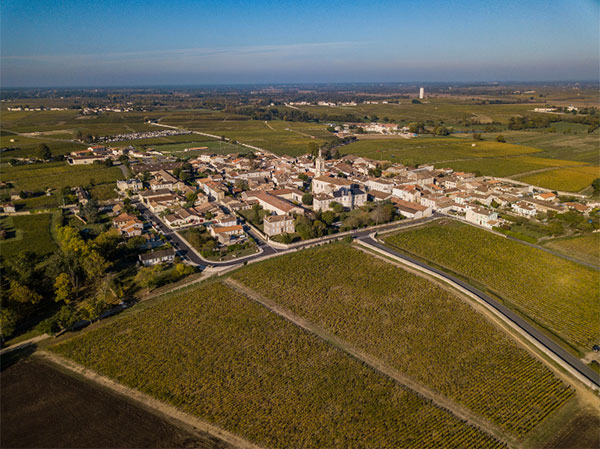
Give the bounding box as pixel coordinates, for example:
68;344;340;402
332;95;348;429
24;137;591;269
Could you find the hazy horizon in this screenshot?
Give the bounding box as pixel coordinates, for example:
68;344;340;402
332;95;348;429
2;0;599;88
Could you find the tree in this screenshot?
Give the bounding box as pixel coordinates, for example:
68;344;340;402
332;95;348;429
252;203;262;224
38;143;52;160
307;142;319;158
54;273;74;303
280;233;293;244
472;133;483;141
0;308;18;343
496;135;506;143
321;210;336;226
80;197;99;223
592;178;600;194
302;193;313;206
9;280;42;304
331;202;344;214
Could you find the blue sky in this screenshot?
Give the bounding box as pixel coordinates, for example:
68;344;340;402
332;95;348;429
1;0;598;86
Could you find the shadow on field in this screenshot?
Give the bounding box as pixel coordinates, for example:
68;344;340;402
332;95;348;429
0;345;36;371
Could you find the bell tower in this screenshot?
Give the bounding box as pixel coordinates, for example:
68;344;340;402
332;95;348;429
315;148;324;177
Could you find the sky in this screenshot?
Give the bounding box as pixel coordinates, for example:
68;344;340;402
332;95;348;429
1;0;598;87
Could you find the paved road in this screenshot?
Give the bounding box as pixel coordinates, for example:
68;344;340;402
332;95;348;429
137;200;439;268
358;235;600;389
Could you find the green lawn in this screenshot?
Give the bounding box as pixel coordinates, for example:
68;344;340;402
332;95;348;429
0;212;58;258
382;220;600;353
52;281;504;449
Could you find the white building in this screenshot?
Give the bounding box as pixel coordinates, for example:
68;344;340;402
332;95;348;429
465;207;499;229
264;215;295;236
419;87;425;99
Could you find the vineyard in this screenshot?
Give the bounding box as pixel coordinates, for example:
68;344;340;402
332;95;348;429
52;282;504;449
231;244;574;438
383;220;600;352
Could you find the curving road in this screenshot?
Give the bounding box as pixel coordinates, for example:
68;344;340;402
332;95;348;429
358;235;600;390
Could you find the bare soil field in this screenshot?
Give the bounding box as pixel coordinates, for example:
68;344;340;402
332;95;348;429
1;356;231;449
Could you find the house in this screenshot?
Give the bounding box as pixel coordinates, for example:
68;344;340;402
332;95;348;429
264;214;295;236
210;224;245;245
311;176;354;195
0;203;16;213
139;248;176;266
533;192;557;202
512;201;536;217
365;178;394;193
312;188;367;212
391;198;432;219
369;190;392;202
392;185;421;203
245;191;304;216
465;207;499;229
117;179;143;192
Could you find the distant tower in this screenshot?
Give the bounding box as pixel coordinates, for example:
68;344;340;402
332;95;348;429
315;148;325;177
419;87;425;99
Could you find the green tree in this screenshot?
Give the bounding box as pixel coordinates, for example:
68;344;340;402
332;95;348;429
0;308;18;343
9;280;42;304
496;135;506;143
307;142;319;158
302;193;313;205
331;202;344;214
38;143;52;160
54;273;74;303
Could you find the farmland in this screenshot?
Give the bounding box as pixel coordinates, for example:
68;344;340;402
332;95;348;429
293;98;538;125
543;234;600;267
0;213;58;257
231;244;573;438
0;161;123;206
516;165;600;192
52;281;505;449
438;155;586;178
1;110;157;138
1;357;226;449
159;114;334;156
382;220;600;352
340;137;541;164
501;130;600;164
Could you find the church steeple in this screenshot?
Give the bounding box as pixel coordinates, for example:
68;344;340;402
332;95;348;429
315;148;324;177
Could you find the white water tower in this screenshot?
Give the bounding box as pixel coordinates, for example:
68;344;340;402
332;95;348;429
419;87;425;99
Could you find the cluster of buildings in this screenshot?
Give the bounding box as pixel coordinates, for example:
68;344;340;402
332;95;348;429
95;129;191;144
98;139;596;265
335;122;413;136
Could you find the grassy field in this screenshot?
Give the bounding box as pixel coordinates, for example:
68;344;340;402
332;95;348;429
294;99;539;124
52;281;505;449
159;115;334;156
501;130;600;164
1;161;123;194
441;155;586;178
543;234;600;267
232;244;573;438
0;131;87;159
0;213;58;257
516;165;600;192
383;220;600;352
1;110;156;138
340;137;541;165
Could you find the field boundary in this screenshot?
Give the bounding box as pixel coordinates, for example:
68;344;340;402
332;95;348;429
38;350;263;449
223;277;514;447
